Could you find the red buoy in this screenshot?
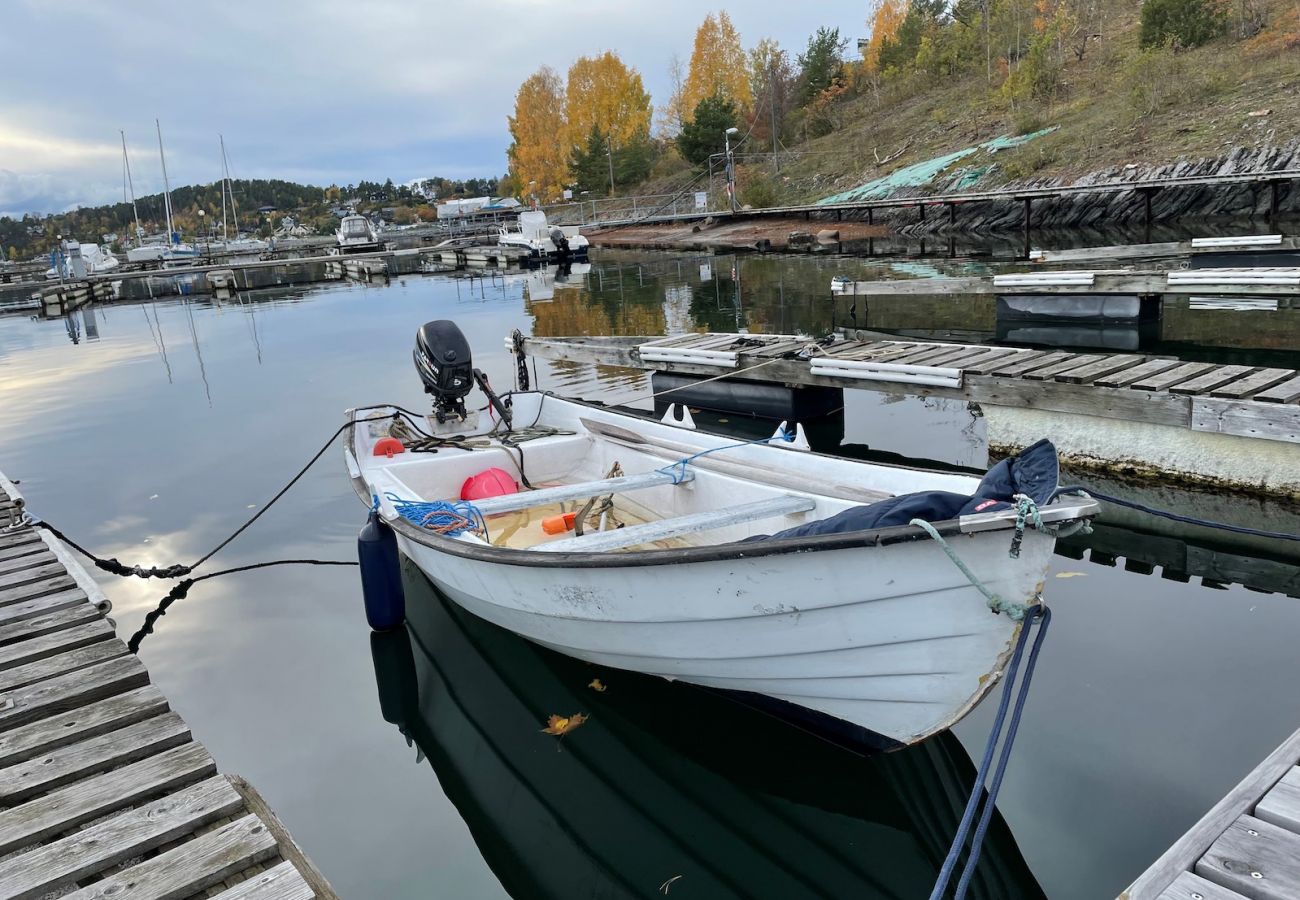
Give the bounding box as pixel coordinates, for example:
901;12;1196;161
461;467;517;501
373;437;405;458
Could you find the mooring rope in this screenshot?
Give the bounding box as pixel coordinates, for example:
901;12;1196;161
656;426;797;484
1055;484;1300;543
929;605;1051;900
126;558;358;654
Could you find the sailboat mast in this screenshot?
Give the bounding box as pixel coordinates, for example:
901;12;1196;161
221;136;242;237
156;119;175;243
121;131;144;249
218;136;228;242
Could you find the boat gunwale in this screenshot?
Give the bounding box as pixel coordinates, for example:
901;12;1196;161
345;396;1097;569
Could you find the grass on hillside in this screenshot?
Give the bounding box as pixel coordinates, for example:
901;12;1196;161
715;3;1300;207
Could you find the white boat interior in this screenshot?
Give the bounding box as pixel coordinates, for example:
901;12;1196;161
348;394;1089;555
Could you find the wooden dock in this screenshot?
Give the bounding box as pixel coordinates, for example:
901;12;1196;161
519;332;1300;496
1122;725;1300;899
0;472;335;899
830;267;1300;297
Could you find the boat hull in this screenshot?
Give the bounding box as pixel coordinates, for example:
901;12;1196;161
393;523;1049;747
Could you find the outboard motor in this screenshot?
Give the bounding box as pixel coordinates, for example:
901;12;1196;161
413;319;512;429
549;226;571;260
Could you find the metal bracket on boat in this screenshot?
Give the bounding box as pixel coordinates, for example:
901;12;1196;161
660;404;697;430
772;421;810;451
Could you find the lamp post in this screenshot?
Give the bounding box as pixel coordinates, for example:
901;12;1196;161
605;133;616;198
724;126;740;213
197;209;207;259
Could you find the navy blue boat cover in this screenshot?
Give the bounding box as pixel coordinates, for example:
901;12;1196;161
748;439;1059;541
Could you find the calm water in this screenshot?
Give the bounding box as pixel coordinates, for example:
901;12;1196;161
1;251;1299;899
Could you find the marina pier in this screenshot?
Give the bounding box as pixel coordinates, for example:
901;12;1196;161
517;332;1300;497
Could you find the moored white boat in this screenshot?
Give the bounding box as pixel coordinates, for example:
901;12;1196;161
497;210;589;261
335;214;382;254
45;241;120;279
344;322;1096;747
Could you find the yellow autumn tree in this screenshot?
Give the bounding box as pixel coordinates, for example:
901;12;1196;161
507;66;568;202
862;0;909;73
682;11;752;120
564;51;654;156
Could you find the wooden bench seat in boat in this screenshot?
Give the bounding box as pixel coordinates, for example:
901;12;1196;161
473;470;695;515
534;494;817;553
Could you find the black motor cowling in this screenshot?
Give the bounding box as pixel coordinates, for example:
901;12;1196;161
414;320;474;422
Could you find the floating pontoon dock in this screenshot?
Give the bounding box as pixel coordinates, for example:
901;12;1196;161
517;332;1300;496
0;471;334;899
1122;725;1300;899
829;267;1300;298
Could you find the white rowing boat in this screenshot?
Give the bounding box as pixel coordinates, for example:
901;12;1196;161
344;321;1096;748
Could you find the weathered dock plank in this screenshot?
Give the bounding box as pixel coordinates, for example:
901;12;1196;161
1255;768;1300;833
0;654;149;729
0;559;68;590
1131;362;1218;392
1054;354;1147;385
0;743;216;857
0;684;169;767
1122;726;1300;900
0;477;336;899
1156;872;1249;900
1254;375;1300;404
63;813;279;900
1170;366;1257;396
991;350;1075;377
1195;815;1300;900
0;618;113;670
1023;354;1105;382
209;861;315;900
0;637;125;692
0;550;55;577
0;711;190;803
1211;369;1298;400
0;775;243;900
0;572;79;606
0;603;101;644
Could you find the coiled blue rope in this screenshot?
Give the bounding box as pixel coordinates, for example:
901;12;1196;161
929;605;1051;900
656;427;796;484
385;492;488;538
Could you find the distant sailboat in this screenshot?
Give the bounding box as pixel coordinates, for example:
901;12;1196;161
124;130;167;264
211;135;267;257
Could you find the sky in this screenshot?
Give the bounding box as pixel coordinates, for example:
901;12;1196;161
0;1;870;218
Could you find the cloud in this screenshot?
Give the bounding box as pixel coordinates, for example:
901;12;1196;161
0;1;869;215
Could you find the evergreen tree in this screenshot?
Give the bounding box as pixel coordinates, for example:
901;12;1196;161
676;95;738;167
796;27;848;103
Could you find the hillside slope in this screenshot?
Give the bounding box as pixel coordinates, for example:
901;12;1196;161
726;3;1299;210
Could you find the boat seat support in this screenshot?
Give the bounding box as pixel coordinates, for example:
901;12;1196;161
536;494;816;553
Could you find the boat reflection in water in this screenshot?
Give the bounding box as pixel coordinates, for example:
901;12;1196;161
369;561;1046;899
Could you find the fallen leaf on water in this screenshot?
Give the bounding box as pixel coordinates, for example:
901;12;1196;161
659;875;683;894
1055;571;1087;579
541;713;588;736
588;678;607;692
